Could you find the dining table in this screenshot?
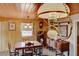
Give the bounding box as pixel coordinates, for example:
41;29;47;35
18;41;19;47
14;40;43;56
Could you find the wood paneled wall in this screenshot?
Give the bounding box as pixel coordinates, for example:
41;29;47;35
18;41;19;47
0;17;48;52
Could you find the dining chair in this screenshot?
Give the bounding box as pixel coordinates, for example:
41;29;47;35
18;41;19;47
8;42;19;56
34;47;43;56
24;42;34;56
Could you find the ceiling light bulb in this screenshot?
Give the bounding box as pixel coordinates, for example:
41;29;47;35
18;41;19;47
24;26;27;28
29;26;32;28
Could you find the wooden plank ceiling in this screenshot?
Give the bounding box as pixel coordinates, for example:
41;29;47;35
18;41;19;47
0;3;41;19
0;3;79;19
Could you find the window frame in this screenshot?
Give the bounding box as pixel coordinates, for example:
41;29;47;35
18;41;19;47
21;22;33;37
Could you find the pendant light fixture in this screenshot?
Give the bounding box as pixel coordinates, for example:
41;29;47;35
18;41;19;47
37;3;72;40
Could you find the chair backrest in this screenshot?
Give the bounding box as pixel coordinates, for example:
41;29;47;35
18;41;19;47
25;42;34;47
25;42;34;52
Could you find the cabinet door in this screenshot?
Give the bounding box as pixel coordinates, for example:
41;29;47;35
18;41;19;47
56;41;61;50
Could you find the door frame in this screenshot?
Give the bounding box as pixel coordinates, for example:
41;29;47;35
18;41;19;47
72;19;79;56
77;22;79;55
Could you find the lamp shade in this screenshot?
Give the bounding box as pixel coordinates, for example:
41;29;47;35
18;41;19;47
37;3;70;19
47;29;58;40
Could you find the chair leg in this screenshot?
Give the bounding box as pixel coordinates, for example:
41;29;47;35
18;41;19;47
68;51;69;56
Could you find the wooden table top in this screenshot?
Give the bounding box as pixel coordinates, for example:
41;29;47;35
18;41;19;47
15;41;42;49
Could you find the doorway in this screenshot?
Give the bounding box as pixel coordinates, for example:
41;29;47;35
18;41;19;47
77;22;79;55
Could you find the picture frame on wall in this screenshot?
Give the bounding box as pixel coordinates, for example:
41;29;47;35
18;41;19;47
8;22;16;31
59;25;68;37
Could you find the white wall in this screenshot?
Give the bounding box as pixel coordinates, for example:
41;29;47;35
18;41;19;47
69;14;79;56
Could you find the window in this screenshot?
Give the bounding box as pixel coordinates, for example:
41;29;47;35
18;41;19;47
21;23;33;37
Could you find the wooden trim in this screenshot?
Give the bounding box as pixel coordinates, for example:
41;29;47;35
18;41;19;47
0;16;36;21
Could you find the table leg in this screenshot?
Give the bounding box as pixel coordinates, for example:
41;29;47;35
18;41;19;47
22;49;25;56
56;50;58;56
14;49;16;56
